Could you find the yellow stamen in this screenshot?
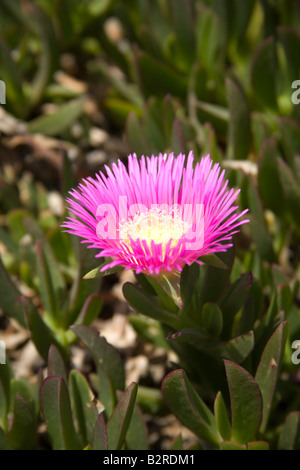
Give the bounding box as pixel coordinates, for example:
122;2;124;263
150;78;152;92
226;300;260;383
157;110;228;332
118;207;191;251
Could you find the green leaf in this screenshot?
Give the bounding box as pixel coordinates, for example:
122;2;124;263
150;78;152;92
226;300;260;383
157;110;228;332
226;77;252;159
195;6;220;68
278;157;300;226
161;369;220;448
277;26;300;88
220;441;246;450
136;385;167;416
169;0;195;69
162;95;176;144
136;50;187;98
224;360;262;445
195;100;229;122
0;36;26;117
278;117;300;171
7;394;36;450
214;391;232;441
144;274;179;314
257;138;285;216
107;382;138;450
27;97;85;136
92;413;108;450
251;36;277;110
75;294;103;326
0;427;11;450
27;4;58;110
23;297;67;362
0;358;11;430
201;303;223;337
169;434;183;451
83;260;123;279
104;98;142;127
197;248;235;307
40;375;81;450
129;314;169;349
126;111;149;157
9;378;35;414
180;262;200;310
215;331;254;363
91;60;143;107
0;256;26;327
63;239;102;328
247;213;275;263
69;370;98;447
144;97;167;154
117;390;148;451
231;0;256;43
170;117;186;155
88;0;112;17
6;209;31;244
70;325;124;416
198;253;228;269
47;345;68;384
166;327;213;350
255;321;288;433
237;297;256;336
36;240;60;325
278;411;300;450
123;282;179;329
220;271;253;334
247;441;269;450
24;218;66;307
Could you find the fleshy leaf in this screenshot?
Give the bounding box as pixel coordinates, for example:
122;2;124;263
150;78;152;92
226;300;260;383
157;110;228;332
169;434;183;451
277;117;300;171
198;253;228;269
258;138;285;216
47;345;68;384
70;325;125;416
27;97;85;136
161;369;220;448
7;394;36;450
220;441;246;450
75;294;103;326
0;356;11;430
214;391;232;441
224;360;262;445
226;77;252;160
251;36;277;110
23;218;66;307
69;370;99;447
201;303;223;337
83;259;124;279
278;411;300;450
215;331;254;363
255;321;288;433
278;157;300;227
40;375;81;450
36;240;60;325
23;297;67;362
0;427;11;450
220;271;253;334
116;389;148;451
247;441;270;450
107;382;138;450
92;413;108;450
0;256;26;328
123;282;179;329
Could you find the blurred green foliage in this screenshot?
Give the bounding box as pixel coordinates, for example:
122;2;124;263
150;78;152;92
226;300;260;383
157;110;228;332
0;0;300;450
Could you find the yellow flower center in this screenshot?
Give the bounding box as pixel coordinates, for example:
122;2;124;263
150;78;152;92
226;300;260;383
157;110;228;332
118;207;191;250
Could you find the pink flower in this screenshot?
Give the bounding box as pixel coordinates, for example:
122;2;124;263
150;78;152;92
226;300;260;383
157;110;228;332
62;152;248;275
